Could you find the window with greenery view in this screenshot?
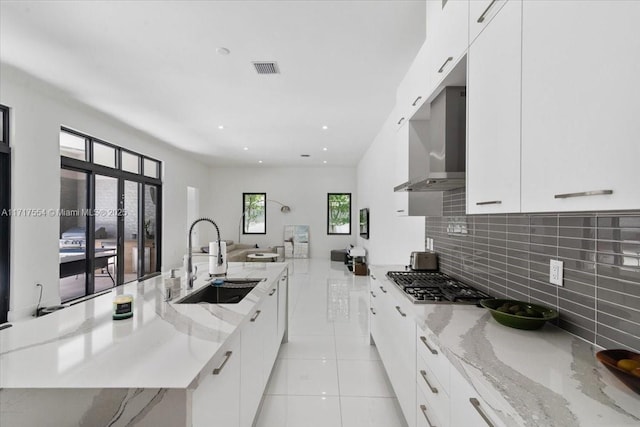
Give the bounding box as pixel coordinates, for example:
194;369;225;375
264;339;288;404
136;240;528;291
327;193;351;235
243;193;266;234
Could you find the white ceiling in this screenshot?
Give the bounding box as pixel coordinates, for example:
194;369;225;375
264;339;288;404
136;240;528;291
0;1;425;167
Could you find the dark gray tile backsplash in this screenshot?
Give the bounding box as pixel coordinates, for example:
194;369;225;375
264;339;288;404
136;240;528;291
427;188;640;352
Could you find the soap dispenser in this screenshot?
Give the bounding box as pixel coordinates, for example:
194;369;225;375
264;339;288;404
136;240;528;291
165;269;181;295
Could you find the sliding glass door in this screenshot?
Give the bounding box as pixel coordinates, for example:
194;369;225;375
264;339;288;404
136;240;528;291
59;128;162;302
0;105;10;323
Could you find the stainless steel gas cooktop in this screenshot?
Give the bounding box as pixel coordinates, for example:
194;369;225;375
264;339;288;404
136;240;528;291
386;271;492;304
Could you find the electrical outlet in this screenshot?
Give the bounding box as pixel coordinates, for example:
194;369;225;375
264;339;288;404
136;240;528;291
549;260;563;286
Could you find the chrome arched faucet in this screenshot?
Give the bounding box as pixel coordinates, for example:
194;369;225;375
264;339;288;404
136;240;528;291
187;218;223;289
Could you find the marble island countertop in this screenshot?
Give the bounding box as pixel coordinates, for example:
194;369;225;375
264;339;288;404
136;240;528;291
0;262;288;389
371;266;640;427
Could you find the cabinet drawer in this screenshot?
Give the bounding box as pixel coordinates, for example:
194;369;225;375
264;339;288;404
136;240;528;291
416;328;450;393
416;384;447;427
416;353;450;427
469;0;509;44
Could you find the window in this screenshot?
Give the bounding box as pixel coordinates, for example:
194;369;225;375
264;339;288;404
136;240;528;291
243;193;266;234
327;193;351;235
0;105;10;323
59;128;162;302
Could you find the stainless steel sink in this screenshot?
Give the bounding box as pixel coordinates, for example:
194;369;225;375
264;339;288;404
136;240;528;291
175;278;265;304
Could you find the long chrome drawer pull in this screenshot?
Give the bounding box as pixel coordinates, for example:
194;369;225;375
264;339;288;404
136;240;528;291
477;0;497;23
554;189;613;199
420;336;438;355
397;117;405;125
379;286;387;293
250;310;261;322
212;351;232;375
269;288;276;296
370;274;376;280
370;291;377;298
438;57;453;73
476;200;502;206
396;209;405;213
370;307;377;315
412;96;422;106
470;398;495;427
420;370;438;394
419;404;436;427
395;306;407;317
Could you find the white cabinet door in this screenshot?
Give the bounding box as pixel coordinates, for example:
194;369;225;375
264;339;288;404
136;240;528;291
397;41;432;121
430;0;469;86
192;332;241;427
449;366;506;427
240;304;266;427
262;283;280;385
521;1;640;212
394;122;411;216
277;272;288;343
466;0;522;214
469;0;509;44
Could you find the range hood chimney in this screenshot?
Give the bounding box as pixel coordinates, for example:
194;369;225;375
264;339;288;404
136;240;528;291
394;86;466;192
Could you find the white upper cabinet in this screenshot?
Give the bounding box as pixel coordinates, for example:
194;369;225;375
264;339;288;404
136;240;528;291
429;0;469;87
396;41;433;124
521;1;640;212
469;0;509;44
466;0;522;214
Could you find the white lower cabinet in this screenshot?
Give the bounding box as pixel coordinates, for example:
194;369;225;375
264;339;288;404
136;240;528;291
262;283;280;385
369;274;416;427
450;366;506;427
240;300;268;427
416;352;450;427
192;332;241;427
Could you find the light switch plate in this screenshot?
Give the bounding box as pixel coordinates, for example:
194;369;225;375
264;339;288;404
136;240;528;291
549;260;563;286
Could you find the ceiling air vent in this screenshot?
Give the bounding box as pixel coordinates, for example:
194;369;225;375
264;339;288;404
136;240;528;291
252;62;280;75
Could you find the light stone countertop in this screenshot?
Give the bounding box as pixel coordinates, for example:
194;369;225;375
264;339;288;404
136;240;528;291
370;265;640;427
0;262;288;389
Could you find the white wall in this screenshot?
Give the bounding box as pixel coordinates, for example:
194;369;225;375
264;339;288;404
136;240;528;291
207;167;357;259
1;63;212;320
357;115;425;265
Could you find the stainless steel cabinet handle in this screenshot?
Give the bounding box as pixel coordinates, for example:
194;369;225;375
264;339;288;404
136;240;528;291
370;274;377;280
476;200;502;206
250;310;262;322
412;96;422;106
420;336;438;355
397;117;405;125
470;398;495;427
477;0;498;23
420;370;438;394
419;404;436;427
379;286;387;293
370;307;377;315
269;288;276;296
370;291;377;298
395;306;407;317
438;56;453;73
554;189;613;199
396;209;405;213
212;351;232;375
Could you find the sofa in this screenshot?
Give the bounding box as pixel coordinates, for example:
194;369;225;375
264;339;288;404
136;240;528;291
201;240;276;262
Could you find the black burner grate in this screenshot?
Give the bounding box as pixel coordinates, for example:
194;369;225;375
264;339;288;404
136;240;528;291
386;271;492;304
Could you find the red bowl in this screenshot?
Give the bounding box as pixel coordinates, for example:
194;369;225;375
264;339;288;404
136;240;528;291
596;349;640;395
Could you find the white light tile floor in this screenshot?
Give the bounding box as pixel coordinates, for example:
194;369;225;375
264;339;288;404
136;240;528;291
256;259;407;427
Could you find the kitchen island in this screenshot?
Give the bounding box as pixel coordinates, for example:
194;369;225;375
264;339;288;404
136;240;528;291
370;266;639;427
0;261;289;426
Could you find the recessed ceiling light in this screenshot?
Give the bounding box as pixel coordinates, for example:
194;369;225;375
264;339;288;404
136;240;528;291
322;147;328;151
216;47;230;56
258;160;263;164
218;125;224;130
322;125;328;130
243;147;249;151
323;160;327;164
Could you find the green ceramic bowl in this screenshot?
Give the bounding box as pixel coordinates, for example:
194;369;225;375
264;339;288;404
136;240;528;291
480;299;558;330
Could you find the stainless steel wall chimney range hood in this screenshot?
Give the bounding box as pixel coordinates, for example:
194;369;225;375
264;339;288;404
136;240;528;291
394;86;466;192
